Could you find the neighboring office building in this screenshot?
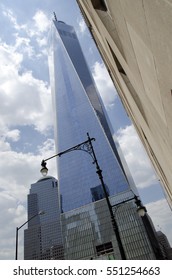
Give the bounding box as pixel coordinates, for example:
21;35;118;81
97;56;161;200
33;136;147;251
157;231;172;259
61;193;163;260
76;0;172;208
24;176;64;260
48;19;160;259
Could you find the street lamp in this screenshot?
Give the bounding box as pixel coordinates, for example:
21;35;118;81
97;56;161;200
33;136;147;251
40;133;126;259
112;194;163;260
15;210;45;260
134;196;147;217
40;133;163;260
111;193;147;216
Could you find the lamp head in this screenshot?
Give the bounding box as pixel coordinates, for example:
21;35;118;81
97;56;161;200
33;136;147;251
134;196;147;217
137;205;147;217
38;210;45;215
40;160;48;176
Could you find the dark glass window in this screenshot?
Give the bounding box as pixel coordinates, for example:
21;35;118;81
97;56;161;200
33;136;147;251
91;0;108;11
96;242;113;256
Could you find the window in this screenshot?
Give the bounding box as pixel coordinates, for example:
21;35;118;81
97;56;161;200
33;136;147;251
91;0;107;11
96;242;113;256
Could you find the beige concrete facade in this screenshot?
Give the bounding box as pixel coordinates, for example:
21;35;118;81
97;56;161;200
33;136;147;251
76;0;172;208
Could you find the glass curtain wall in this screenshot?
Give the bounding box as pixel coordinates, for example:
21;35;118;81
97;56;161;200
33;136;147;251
48;20;156;260
49;21;131;213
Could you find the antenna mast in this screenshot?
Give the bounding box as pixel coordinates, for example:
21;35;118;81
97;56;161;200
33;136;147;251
53;12;57;21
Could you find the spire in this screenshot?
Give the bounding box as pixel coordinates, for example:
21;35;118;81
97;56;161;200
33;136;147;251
53;12;57;21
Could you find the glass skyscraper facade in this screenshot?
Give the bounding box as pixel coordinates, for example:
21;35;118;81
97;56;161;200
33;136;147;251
61;192;157;260
47;20;157;259
49;20;136;211
24;176;64;260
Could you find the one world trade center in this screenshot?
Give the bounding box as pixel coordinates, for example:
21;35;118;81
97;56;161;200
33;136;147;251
48;19;157;260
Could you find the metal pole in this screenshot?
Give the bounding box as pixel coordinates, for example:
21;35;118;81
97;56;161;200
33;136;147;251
15;227;19;260
87;133;126;260
15;212;44;260
42;133;126;259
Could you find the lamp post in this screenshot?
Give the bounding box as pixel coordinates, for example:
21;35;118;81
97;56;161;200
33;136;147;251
112;194;164;260
41;133;151;259
111;193;147;215
15;210;45;260
40;132;127;259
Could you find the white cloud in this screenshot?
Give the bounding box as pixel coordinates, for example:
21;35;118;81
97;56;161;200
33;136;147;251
33;10;50;33
2;7;27;31
2;6;50;57
5;129;20;142
77;18;87;34
0;138;11;152
0;125;20;147
92;62;117;107
38;138;55;155
0;138;57;200
0;42;53;133
14;36;34;58
116;125;157;189
36;37;47;47
0;40;23;68
2;6;50;36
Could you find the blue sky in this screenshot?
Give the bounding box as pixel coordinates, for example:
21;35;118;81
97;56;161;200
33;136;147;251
0;0;171;260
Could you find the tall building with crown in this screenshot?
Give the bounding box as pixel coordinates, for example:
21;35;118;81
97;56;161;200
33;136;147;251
24;176;64;260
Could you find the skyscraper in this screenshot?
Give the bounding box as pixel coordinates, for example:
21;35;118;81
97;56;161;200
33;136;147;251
49;20;135;212
24;176;64;260
48;19;157;259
